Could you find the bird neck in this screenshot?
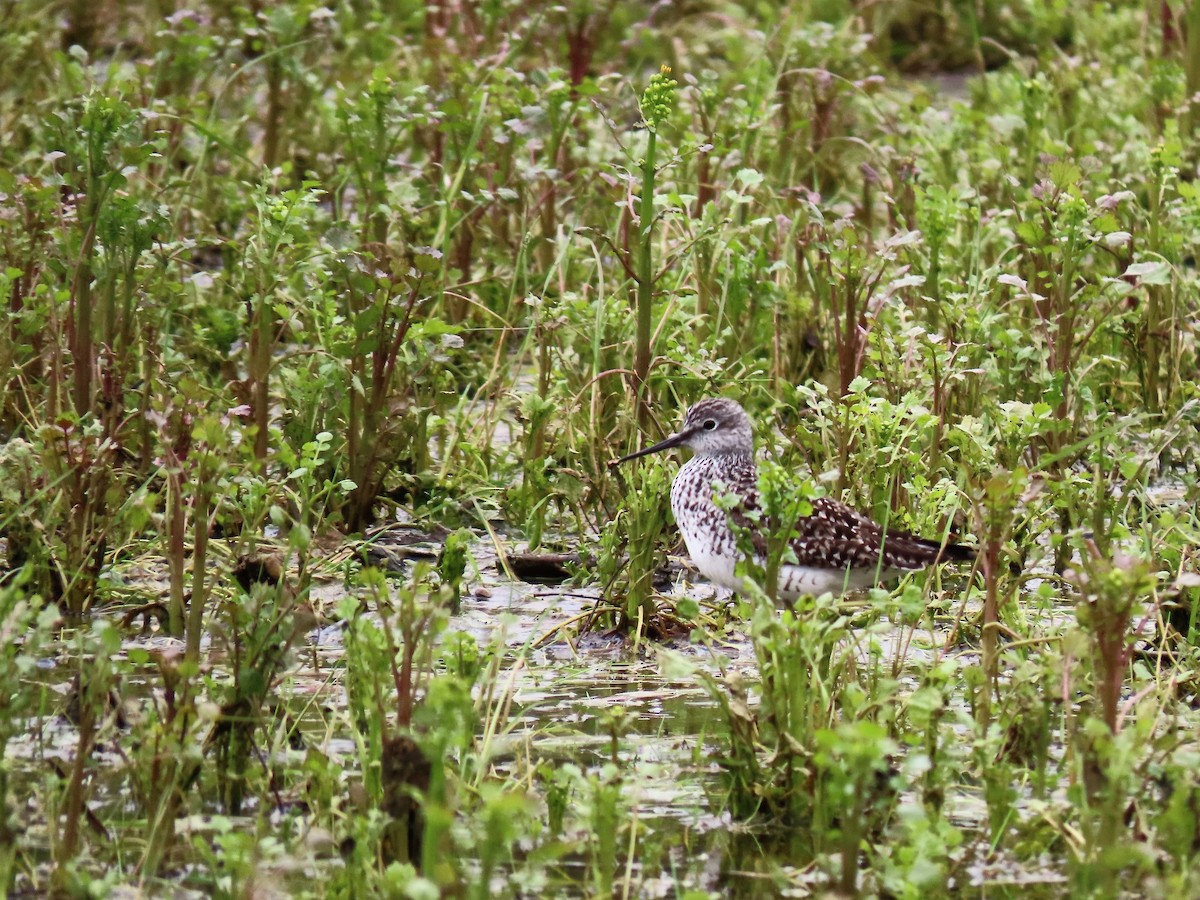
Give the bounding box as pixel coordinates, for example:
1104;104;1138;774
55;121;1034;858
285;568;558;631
692;449;755;464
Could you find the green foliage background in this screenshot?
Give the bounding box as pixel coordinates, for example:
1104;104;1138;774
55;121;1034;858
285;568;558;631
1;0;1199;896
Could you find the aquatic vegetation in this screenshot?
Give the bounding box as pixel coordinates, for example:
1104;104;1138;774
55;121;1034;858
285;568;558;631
0;0;1198;895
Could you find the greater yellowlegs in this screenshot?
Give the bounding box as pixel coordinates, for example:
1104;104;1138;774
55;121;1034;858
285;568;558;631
615;398;974;601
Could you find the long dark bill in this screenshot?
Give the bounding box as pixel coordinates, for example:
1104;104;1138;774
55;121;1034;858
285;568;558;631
612;428;693;465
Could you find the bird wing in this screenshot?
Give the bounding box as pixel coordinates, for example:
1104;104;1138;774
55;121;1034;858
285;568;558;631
727;493;969;571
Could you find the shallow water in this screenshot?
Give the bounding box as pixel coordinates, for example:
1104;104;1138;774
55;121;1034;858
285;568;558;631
7;511;1191;898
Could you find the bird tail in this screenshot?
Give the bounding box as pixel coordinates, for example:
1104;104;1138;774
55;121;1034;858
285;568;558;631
922;537;975;563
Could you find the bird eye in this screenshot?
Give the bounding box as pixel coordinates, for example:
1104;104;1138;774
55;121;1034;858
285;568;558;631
703;419;718;431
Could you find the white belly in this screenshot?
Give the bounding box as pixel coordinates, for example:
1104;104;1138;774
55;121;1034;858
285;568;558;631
774;563;899;600
680;544;894;601
668;455;900;602
679;527;744;592
672;496;896;601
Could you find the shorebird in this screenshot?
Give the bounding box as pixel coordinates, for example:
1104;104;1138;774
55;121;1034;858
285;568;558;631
615;398;975;602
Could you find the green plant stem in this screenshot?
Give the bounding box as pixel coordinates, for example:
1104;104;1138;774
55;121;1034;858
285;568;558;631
166;469;186;636
979;537;1000;727
633;129;657;429
264;57;283;169
70;216;98;418
55;698;96;882
250;294;272;463
840;794;860;895
186;461;212;662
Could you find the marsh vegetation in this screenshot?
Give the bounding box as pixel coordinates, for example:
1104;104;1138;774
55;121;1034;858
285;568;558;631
1;0;1199;895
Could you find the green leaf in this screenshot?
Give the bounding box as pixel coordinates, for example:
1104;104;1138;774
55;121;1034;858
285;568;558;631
1123;260;1171;285
735;167;764;188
